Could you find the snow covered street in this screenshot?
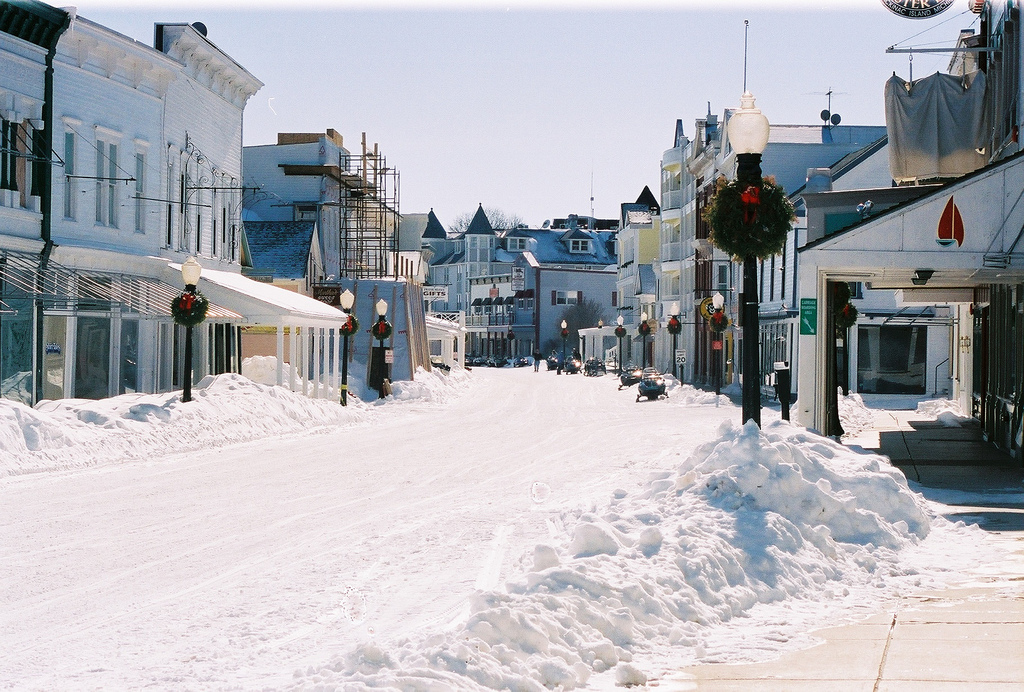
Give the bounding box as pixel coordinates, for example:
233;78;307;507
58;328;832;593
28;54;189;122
0;367;1013;690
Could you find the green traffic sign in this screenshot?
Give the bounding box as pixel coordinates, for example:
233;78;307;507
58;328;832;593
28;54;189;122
800;298;817;335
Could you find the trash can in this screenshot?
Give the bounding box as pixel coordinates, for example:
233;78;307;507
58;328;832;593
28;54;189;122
774;361;791;421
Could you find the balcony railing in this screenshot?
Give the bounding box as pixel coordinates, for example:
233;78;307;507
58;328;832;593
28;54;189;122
466;313;517;327
660;243;682;261
661;188;682;210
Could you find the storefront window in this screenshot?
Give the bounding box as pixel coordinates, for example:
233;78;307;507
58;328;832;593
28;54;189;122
857;325;927;394
1;299;34;404
42;315;67;401
120;319;138;394
75;316;110;399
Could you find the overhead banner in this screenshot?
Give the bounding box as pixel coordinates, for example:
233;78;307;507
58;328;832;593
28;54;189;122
881;0;954;19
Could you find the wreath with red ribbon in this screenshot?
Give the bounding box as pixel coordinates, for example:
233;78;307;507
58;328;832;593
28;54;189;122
371;317;393;341
637;321;651;337
704;176;795;260
708;310;730;333
171;290;209;327
614;325;626;339
835;302;859;330
560;328;569;339
339;313;360;337
666;315;682;335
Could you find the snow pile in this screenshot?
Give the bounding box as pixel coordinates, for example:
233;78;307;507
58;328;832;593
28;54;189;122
667;382;731;407
241;354;299;386
296;420;943;690
839;390;876;436
916;398;972;427
387;366;471;405
0;368;468;477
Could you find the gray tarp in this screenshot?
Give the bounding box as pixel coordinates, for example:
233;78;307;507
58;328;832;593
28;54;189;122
885;71;988;183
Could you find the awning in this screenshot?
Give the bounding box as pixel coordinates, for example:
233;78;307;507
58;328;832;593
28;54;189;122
171;264;347;327
504;296;515;305
0;250;240;320
482;297;493;305
513;288;535;299
471;298;483;306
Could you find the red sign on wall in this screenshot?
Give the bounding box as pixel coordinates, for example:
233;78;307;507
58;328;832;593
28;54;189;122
936;196;964;248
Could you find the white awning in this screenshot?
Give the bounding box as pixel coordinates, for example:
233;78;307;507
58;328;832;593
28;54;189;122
167;264;347;327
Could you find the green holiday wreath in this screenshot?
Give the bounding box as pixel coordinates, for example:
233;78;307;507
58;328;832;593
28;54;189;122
666;315;682;335
708;310;730;333
371;317;393;341
171;290;209;327
339;313;360;337
704;176;795;260
835;302;859;330
637;321;651;337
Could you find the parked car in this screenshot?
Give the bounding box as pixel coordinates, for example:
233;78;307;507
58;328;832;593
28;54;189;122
636;368;667;402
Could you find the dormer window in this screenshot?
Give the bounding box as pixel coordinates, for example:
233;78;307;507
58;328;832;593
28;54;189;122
507;237;528;251
569;239;590;253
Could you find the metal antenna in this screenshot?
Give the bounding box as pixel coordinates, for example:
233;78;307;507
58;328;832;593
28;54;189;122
743;19;749;92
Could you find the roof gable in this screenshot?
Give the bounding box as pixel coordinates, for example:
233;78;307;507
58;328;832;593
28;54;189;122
422;209;447;239
464;204;495;235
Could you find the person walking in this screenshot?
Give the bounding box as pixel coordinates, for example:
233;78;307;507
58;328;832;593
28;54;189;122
533;350;541;372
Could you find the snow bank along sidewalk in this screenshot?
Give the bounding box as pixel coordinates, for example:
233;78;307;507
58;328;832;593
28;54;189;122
0;367;470;477
294;420;999;690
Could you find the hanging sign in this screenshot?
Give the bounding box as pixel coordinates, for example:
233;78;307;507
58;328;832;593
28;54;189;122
881;0;954;19
422;286;449;301
936;196;965;248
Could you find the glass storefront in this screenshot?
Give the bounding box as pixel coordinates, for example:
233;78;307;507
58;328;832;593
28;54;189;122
75;316;111;399
857;325;927;394
0;299;34;405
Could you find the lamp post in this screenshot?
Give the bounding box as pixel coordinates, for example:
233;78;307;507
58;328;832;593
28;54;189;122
560;319;568;373
615;315;625;374
729;91;770;427
179;257;203;403
339;289;356;406
712;291;725;396
507;328;515;359
370;298;392;398
638;311;650;369
667;302;681;379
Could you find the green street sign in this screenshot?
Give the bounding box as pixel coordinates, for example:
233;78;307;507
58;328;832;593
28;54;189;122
800;298;817;335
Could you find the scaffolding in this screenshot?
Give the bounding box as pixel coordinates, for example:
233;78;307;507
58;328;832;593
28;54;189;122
338;133;400;280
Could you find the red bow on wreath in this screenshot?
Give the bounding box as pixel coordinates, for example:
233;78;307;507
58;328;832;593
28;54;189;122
740;185;761;226
179;293;195;310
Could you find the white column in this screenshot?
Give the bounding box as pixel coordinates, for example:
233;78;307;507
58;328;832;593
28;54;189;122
288;325;297;391
276;323;285;387
312;327;321;399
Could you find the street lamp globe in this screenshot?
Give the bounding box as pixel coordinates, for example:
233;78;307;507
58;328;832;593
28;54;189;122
376;299;388;316
181;257;202;288
670;302;679;316
561;319;567;329
713;292;725;310
729;91;770;156
340;289;355;311
640;311;648;322
617;315;623;326
598;319;603;329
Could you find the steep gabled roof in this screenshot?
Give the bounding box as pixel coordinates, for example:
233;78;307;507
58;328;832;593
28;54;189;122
464;204;495;235
242;221;316;279
635;186;660;214
422;209;447;239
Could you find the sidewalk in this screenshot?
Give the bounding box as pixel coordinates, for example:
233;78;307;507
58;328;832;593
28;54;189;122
661;406;1024;691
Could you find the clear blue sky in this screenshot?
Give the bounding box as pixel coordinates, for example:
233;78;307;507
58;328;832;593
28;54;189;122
63;1;972;230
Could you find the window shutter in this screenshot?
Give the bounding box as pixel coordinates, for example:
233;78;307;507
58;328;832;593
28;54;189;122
612;291;617;307
551;290;557;305
577;290;583;303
